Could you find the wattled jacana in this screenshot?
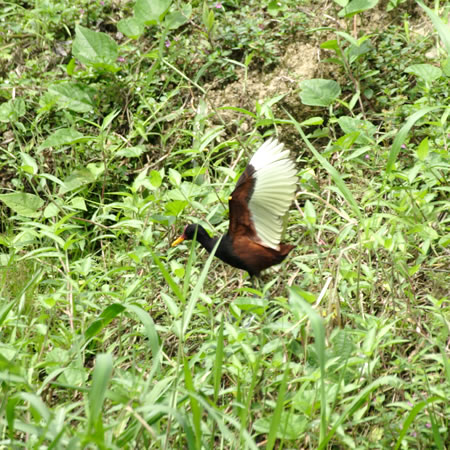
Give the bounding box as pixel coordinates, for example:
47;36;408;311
171;138;297;278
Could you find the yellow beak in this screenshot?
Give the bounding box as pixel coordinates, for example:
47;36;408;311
171;236;185;247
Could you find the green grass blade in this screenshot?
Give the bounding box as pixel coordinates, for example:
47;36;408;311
84;303;125;341
319;376;403;449
150;248;185;302
289;288;327;442
183;357;202;447
194;394;259;450
266;358;290;450
213;317;224;403
0;299;16;327
442;344;450;383
126;304;160;358
136;403;197;449
287;111;362;219
183;235;198;299
417;1;450;53
386;106;441;173
88;353;113;434
393;396;442;450
181;240;219;337
19;393;50;422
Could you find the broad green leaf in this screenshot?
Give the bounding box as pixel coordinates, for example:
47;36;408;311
335;131;360;149
20;152;38;174
300;116;324;126
337;116;376;144
48;83;95;113
416;137;429;161
165;11;189;30
85;304;126;341
133;168;150;192
101;109;120;131
168;168;182;186
134;0;171;25
405;64;442;82
267;0;283;15
39;128;86;149
320;39;340;52
115;145;145;158
442;56;450;76
71;196;87;210
165;200;188;216
117;17;145;39
73;25;119;72
335;30;359;48
338;0;379;18
233;297;268;315
0;192;44;218
299;79;341;107
0;98;25;123
182;167;206;178
149;170;162;188
66;57;76;75
0;102;12;123
87;162;105;179
62;365;86;386
0;300;16;327
60;168;96;194
111;219;142;229
43;202;59;218
202;4;215;33
161;292;180;317
39;173;64;186
304;200;316;225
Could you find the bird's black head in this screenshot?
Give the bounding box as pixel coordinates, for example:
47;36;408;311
183;223;202;240
172;223;211;247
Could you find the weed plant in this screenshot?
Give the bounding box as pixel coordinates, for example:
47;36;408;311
0;0;449;448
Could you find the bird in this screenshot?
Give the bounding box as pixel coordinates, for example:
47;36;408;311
171;138;297;279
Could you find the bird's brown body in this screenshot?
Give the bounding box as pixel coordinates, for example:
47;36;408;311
172;138;297;278
218;233;294;277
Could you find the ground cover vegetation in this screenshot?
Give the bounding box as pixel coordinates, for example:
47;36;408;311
0;0;449;448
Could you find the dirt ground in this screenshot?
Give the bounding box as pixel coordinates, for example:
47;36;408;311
205;1;435;135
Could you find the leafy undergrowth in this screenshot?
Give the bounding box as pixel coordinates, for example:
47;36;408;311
0;0;449;448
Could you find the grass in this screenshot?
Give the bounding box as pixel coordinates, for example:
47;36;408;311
0;0;449;448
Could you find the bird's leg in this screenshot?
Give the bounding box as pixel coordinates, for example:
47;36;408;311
241;276;261;328
250;276;262;297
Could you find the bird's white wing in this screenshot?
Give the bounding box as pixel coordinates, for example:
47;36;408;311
248;138;297;250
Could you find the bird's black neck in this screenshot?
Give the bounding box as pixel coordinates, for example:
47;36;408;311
196;231;220;254
196;230;253;275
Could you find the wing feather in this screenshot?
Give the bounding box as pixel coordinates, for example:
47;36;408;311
228;138;297;250
247;138;297;249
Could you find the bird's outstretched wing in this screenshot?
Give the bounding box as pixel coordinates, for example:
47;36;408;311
229;138;297;250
